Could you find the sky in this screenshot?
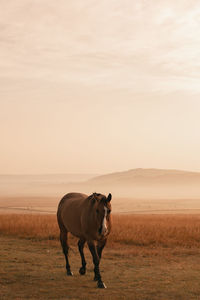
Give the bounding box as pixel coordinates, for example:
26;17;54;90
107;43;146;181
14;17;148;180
1;0;200;174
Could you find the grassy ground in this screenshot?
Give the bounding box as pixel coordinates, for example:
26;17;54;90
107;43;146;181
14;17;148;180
1;236;200;300
1;214;200;299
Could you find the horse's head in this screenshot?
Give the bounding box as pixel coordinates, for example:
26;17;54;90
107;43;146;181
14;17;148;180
90;193;112;237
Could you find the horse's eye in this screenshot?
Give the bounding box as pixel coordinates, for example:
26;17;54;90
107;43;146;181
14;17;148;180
107;209;111;214
96;209;99;214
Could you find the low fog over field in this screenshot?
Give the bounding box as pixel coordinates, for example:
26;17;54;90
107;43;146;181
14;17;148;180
1;168;200;214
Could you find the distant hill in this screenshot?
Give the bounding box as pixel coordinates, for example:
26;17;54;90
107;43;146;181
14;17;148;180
83;168;200;198
1;169;200;199
88;168;200;185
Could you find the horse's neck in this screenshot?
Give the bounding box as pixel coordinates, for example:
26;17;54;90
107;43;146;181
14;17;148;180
86;201;99;230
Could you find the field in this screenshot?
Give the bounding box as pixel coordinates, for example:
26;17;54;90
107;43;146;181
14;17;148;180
1;214;200;299
1;196;200;215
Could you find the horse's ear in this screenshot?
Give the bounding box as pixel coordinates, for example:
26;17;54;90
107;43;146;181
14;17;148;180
92;193;98;204
89;193;97;204
107;193;112;202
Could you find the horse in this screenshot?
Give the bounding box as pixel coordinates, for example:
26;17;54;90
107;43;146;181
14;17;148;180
57;192;112;288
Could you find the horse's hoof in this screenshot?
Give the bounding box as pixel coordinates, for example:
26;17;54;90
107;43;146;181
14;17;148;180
79;267;86;275
66;270;73;276
97;281;107;288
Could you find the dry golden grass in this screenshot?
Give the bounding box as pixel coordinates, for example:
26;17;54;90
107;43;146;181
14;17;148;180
0;214;58;240
111;214;200;248
1;214;200;252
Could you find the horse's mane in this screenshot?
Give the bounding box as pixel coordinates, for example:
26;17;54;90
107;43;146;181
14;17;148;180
88;193;106;204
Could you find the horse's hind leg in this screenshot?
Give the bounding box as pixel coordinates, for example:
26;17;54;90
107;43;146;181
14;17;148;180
60;230;73;276
78;239;86;275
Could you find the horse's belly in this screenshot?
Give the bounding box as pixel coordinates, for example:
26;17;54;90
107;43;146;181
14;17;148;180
68;228;83;238
62;211;83;238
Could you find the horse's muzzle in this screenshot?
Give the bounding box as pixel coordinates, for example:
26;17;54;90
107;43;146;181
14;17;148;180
98;225;108;236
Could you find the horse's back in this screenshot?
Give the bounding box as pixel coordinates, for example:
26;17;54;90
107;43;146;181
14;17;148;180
57;192;88;237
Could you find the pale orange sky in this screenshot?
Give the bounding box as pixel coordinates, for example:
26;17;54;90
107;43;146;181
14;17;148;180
1;1;200;174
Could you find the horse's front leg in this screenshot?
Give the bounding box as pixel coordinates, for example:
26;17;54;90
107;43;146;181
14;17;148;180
97;238;107;261
87;241;106;288
78;239;86;275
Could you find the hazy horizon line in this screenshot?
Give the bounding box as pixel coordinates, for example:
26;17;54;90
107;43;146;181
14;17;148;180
1;167;200;176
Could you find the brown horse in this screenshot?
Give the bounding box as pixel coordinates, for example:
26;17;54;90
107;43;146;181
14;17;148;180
57;192;112;288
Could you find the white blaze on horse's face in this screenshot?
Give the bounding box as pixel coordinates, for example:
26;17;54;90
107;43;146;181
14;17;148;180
101;206;108;235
